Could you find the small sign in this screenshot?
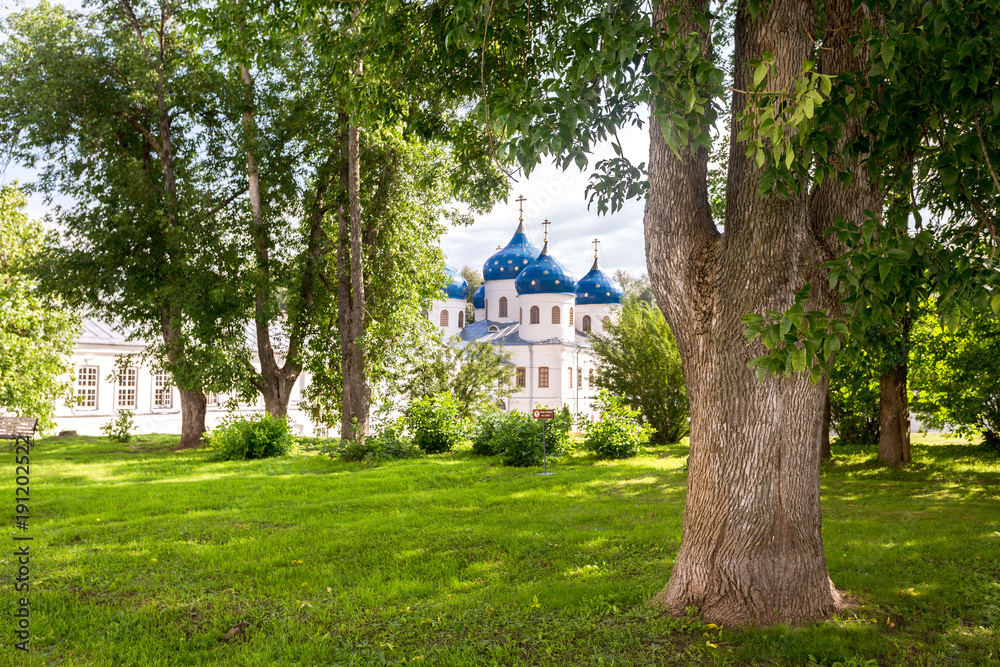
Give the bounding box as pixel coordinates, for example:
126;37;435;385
532;409;555;420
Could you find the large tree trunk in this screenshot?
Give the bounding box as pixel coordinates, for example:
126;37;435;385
341;119;371;440
647;0;876;625
878;362;911;465
178;389;207;449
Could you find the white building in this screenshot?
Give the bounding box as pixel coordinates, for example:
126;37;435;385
53;320;319;437
436;218;623;416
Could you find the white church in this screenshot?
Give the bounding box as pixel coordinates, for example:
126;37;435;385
428;216;623;416
49;212;622;436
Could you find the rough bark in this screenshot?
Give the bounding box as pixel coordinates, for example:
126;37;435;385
178;389;207;449
878;362;911;465
647;0;877;625
343;119;370;439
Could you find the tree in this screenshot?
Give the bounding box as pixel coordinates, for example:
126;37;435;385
0;0;250;448
398;0;1000;625
911;311;1000;450
460;265;483;323
400;337;514;418
0;184;80;431
590;298;689;444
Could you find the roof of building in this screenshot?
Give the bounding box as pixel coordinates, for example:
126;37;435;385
77;318;146;346
483;221;540;281
472;284;485;309
455;318;591;348
514;240;577;296
575;257;624;305
443;265;469;300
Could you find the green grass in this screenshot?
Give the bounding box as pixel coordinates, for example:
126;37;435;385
2;433;998;666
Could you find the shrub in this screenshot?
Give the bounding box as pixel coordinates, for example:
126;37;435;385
496;407;571;467
829;347;881;446
582;391;653;459
102;410;135;443
407;392;464;454
335;418;422;463
472;409;506;455
207;413;295;460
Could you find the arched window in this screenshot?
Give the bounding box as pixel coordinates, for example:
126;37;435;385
569;307;574;325
458;311;465;329
551;306;561;324
499;296;508;319
440;310;449;327
603;316;611;328
568;367;573;387
530;306;540;324
588;368;595;387
421;310;429;321
484;299;488;320
538;366;549;388
515;367;526;387
520;308;523;323
582;315;592;332
577;368;582;387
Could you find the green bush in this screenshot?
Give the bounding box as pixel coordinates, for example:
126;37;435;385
407;392;464;454
472;409;506;455
582;391;653;459
829;346;881;446
207;413;295;460
335;418;422;463
102;410;135;443
496;407;571;467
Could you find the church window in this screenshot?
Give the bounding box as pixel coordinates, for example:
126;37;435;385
520;308;523;323
485;298;488;319
551;306;560;324
582;315;592;332
569;307;574;325
422;310;429;320
538;366;549;388
458;310;465;329
603;316;611;328
568;367;573;387
77;365;99;408
530;306;540;324
440;310;449;327
499;296;508;318
153;373;172;409
588;368;595;387
515;367;526;388
577;368;582;387
117;367;137;410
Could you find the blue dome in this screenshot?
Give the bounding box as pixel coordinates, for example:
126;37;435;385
483;222;540;281
443;265;469;300
575;257;623;305
472;284;485;309
515;242;577;295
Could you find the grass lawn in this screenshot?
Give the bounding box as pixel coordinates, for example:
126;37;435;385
2;433;998;666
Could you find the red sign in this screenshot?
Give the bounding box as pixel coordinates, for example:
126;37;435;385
532;409;555;420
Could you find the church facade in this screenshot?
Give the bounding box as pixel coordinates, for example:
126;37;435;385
431;218;623;417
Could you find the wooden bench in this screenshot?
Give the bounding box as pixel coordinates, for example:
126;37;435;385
0;417;38;449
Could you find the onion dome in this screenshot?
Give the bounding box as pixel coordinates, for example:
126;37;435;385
575;256;624;304
483;221;540;281
514;241;577;295
443;265;469;300
472;284;485;309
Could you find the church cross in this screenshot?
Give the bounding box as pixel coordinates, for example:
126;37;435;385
593;238;600;258
516;194;527;221
542;219;551;242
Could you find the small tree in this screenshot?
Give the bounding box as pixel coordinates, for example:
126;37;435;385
0;184;80;431
590;299;689;443
400;338;513;418
582;391;654;460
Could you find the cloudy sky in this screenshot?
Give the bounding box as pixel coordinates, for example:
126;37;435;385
442;119;651;281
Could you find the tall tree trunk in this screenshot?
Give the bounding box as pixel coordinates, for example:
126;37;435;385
820;392;832;462
878;362;911;465
160;307;205;448
240;64;305;418
178;389;207;449
648;0;876;625
341;119;370;440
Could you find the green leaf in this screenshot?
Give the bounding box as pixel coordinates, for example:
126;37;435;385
753;62;768;88
992;293;1000;316
791;347;807;372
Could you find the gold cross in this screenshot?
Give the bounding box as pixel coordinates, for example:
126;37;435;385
516;194;527;221
593;238;600;258
542;219;551;242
